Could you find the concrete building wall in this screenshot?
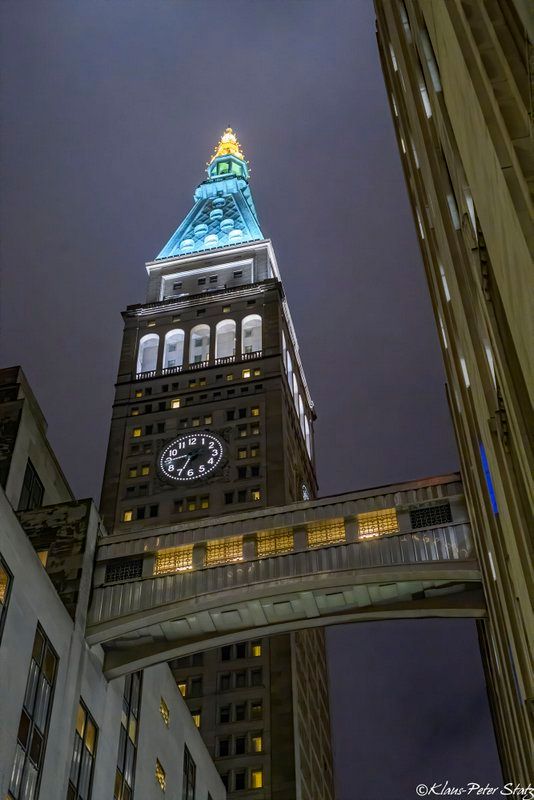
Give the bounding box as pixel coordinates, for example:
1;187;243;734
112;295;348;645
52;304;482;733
374;0;533;780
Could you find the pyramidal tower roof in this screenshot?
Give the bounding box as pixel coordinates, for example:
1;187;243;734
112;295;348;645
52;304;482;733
156;127;265;260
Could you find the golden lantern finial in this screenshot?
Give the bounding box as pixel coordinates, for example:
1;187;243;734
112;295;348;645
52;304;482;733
209;127;245;164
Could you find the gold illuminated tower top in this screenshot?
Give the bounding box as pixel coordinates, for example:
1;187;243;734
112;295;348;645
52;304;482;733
209;127;246;164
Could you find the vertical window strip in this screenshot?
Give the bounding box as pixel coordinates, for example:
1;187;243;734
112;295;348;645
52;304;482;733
206;537;243;566
257;529;294;557
307;519;346;547
154;545;194;575
9;626;58;800
114;671;142;800
439;264;451;301
68;701;98;800
420;28;442;92
182;745;196;800
357;508;399;538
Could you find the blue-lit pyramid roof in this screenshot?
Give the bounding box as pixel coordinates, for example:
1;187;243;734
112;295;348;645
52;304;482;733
157;128;264;260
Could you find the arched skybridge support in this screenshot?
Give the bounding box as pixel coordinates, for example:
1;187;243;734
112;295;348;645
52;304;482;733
86;474;485;679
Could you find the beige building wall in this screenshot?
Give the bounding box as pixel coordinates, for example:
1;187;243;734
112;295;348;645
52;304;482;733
374;0;533;781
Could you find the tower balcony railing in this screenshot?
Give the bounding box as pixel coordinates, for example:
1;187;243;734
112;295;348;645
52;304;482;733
135;350;264;381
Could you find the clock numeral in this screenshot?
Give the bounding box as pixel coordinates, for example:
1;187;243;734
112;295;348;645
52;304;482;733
199;465;205;473
187;469;194;477
177;468;183;476
188;437;197;445
211;450;218;457
207;458;214;465
168;464;174;471
170;448;178;457
178;440;186;449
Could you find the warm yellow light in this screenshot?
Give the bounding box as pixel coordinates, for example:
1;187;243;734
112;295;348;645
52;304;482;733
251;769;263;788
131;408;139;416
171;398;181;409
141;465;150;476
155;759;166;791
257;529;293;557
252;734;263;752
209;127;245;164
160;697;170;726
200;497;209;509
251;490;261;502
154;546;193;575
307;518;345;547
178;682;187;697
128;467;137;478
251;407;260;417
357;508;399;538
132;428;142;438
192;711;201;728
123;510;133;523
147;320;156;327
242;369;251;379
135;390;143;398
37;550;49;567
251;642;262;657
206;536;243;566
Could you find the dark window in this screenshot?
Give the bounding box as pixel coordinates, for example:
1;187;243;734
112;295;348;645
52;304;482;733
182;745;196;800
238;408;246;419
9;625;58;800
18;460;44;512
237;467;246;480
196;309;205;317
219;673;231;691
247;299;256;306
219;706;230;724
237;490;246;503
105;558;143;583
221;775;229;790
226;410;235;421
235;671;246;688
157;423;165;433
158;401;165;411
149;505;158;518
218;738;230;757
235;642;247;659
190;676;203;697
136;507;146;520
235;704;246;722
250;701;262;720
145;425;153;435
173;282;182;290
234;771;246;790
67;701;98;800
233;271;243;278
191;652;203;667
235;736;246;755
198;278;206;286
114;672;142;800
162;384;169;392
209;276;218;284
224;492;234;505
410;503;452;529
221;645;232;661
0;555;13;643
144;404;152;413
145;387;152;395
251;669;262;687
251;465;260;477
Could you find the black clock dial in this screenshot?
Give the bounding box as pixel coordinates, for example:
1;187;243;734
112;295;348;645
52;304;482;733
159;432;224;483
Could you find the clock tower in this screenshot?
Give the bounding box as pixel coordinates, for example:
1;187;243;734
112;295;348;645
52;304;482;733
100;129;333;799
101;128;316;531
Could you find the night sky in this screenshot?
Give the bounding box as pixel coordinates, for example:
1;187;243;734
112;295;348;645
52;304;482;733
0;1;501;796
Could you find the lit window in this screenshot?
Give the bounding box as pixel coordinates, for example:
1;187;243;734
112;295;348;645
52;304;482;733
200;496;209;510
357;508;399;538
251;423;260;435
206;537;243;566
37;550;48;567
307;518;345;547
187;499;197;512
254;369;261;377
192;418;200;428
251;490;261;502
226;373;234;382
223;306;231;313
250;702;262;720
237;448;247;460
178;682;187;697
191;710;201;728
420;28;442;92
460;357;470;388
154;545;193;575
204;415;212;424
69;701;98;798
242;369;251;379
155;759;166;791
251;406;260;417
251;642;262;657
0;557;13;642
131;408;139;416
128;467;137;478
160;697;170;726
242;315;262;354
251;769;263;789
123;510;133;523
135;390;143;398
171;398;181;409
132;428;142;438
141;465;150;476
439;264;451;302
250;445;259;458
257;529;293;557
251;735;263;753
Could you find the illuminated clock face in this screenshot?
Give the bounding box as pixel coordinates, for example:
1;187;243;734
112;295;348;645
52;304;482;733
159;432;225;483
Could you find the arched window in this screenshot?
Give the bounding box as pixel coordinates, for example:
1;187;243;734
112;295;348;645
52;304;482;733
298;395;305;435
282;331;288;374
241;315;262;354
163;329;185;370
137;334;159;374
215;320;236;360
305;417;312;458
189;324;210;364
